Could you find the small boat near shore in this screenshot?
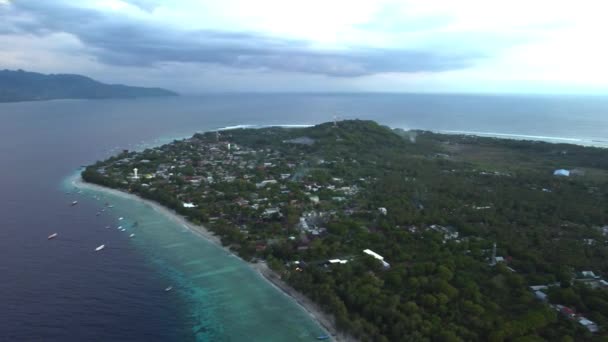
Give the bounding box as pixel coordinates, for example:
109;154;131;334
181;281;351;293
129;233;135;238
164;286;173;292
71;201;78;206
47;233;58;240
316;335;330;340
95;244;105;251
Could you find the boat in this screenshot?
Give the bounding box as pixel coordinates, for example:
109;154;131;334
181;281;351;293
316;335;330;340
121;228;126;232
47;233;58;240
95;244;105;251
118;217;124;221
117;225;123;230
71;201;78;206
105;226;110;229
129;233;135;238
164;286;173;292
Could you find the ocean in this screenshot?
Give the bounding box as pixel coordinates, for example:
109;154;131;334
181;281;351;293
1;93;608;341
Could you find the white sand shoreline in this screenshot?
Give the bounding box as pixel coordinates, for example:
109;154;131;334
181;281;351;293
72;176;354;342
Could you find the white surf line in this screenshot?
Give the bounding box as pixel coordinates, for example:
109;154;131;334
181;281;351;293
438;130;594;144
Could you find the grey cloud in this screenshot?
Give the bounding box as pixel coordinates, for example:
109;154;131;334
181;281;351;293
3;1;482;77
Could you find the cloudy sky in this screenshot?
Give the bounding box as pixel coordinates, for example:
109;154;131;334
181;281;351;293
1;0;607;94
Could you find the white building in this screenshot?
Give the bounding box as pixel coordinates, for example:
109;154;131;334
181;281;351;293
363;249;390;268
554;169;570;177
579;318;599;333
183;202;197;208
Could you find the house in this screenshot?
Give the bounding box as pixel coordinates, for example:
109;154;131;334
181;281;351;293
534;291;548;301
578;318;599;333
554;169;570;177
559;306;576;319
263;207;281;217
378;207;388;215
363;249;390;268
579;271;600;279
256;179;278;188
182;202;197;208
530;285;549;291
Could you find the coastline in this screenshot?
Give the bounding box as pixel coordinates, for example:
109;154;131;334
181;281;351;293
72;176;353;342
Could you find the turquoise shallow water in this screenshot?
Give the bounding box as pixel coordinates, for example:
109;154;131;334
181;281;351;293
66;175;327;341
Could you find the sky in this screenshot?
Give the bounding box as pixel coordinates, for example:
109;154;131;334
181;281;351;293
0;0;607;94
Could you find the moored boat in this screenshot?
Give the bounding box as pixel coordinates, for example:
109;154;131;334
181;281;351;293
47;233;58;240
95;244;105;251
71;201;78;206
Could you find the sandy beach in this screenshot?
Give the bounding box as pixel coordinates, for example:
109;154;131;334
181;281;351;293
73;176;355;342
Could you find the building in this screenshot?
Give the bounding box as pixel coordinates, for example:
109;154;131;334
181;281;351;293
578;318;599;333
554;169;570;177
534;291;548;301
559;306;576;319
363;249;390;268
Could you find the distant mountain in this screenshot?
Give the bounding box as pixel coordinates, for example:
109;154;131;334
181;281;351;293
0;69;178;102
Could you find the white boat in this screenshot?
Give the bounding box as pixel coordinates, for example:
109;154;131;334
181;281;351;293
95;244;105;251
47;233;58;240
118;217;124;221
71;201;78;206
164;286;173;292
129;233;135;238
117;225;122;230
121;228;126;232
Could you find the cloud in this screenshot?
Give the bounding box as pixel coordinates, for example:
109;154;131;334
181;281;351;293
2;0;484;77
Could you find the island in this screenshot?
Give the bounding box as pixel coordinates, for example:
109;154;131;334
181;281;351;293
83;120;608;341
0;69;177;102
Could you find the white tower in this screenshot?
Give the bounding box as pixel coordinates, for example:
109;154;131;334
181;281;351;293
133;168;139;179
333;115;338;128
227;143;231;150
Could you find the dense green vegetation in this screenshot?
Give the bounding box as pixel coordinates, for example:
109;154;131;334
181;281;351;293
84;120;608;341
0;69;177;102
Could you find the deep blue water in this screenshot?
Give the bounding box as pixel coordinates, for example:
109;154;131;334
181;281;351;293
1;93;608;341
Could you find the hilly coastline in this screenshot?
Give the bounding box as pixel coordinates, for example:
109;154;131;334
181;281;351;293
0;69;177;102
